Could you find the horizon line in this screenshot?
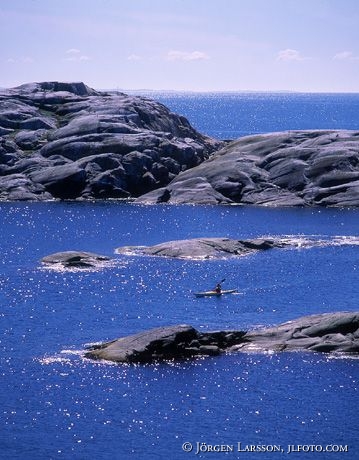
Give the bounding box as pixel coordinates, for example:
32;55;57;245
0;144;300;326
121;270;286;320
106;87;359;95
2;82;359;95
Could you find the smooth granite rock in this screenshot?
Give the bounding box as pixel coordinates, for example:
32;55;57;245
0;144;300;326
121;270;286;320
233;311;359;353
3;83;359;207
137;130;359;206
84;312;359;363
84;325;246;363
115;237;284;259
41;251;112;269
0;81;221;201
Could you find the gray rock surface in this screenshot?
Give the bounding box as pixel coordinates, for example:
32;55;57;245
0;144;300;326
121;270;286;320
234;311;359;353
0;81;221;200
41;251;112;269
115;237;284;259
137;130;359;206
3;83;359;207
85;325;246;363
84;312;359;363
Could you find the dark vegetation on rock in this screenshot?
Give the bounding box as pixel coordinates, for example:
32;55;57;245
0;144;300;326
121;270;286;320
0;81;221;201
84;312;359;363
137;130;359;206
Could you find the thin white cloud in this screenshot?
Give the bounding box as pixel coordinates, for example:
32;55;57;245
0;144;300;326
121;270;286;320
276;49;307;62
64;49;91;62
127;54;142;61
66;48;81;55
166;50;210;61
6;57;34;64
333;51;359;61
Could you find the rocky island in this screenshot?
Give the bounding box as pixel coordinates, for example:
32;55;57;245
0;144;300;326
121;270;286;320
84;312;359;363
0;81;220;201
41;251;112;269
41;235;358;269
115;235;358;260
115;237;284;259
1;81;359;206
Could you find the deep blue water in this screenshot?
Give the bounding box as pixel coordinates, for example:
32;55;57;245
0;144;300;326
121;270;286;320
1;202;359;460
135;91;359;139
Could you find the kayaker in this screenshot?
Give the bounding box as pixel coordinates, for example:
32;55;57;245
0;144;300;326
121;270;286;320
214;283;222;293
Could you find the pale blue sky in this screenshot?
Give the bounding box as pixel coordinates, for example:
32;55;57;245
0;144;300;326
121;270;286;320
1;0;359;91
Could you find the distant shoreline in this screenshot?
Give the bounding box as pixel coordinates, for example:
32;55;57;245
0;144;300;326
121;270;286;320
109;88;359;96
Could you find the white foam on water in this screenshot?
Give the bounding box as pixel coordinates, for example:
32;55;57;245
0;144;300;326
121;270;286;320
37;355;72;365
271;234;359;250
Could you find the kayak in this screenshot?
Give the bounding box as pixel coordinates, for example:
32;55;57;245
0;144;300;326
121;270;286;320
194;289;238;298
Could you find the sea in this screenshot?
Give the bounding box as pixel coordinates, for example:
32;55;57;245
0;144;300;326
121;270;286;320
1;92;359;460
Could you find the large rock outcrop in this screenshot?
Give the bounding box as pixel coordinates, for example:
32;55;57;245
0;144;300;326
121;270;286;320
84;312;359;363
137;130;359;206
0;81;221;201
3;84;359;207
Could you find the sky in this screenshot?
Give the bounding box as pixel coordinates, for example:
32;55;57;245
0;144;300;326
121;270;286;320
1;0;359;92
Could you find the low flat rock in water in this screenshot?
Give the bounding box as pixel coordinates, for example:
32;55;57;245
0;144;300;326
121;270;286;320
41;251;112;269
85;325;202;363
115;237;286;259
115;235;359;260
84;312;359;364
